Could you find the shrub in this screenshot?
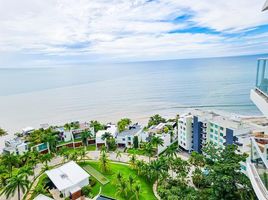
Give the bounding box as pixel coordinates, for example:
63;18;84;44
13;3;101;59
89;177;97;187
82;185;92;197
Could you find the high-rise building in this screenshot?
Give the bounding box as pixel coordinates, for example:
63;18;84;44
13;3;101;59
247;58;268;200
263;0;268;11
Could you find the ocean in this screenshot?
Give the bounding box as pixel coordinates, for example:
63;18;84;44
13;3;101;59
0;54;264;137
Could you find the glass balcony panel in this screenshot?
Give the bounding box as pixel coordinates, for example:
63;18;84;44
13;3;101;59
256;59;268;96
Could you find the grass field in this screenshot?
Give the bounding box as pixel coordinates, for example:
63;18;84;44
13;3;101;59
127;148;147;155
82;164;110;185
79;161;156;200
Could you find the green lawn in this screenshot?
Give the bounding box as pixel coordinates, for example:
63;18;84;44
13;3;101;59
127;148;147;155
82;164;109;185
79;161;156;200
86;145;96;151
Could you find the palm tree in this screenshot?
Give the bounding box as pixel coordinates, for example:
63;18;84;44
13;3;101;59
131;184;141;200
0;165;9;187
129;154;137;169
116;150;122;161
1;153;20;177
128;175;135;191
40;153;53;171
150;159;166;184
165;144;177;158
71;150;80;162
144;143;154;162
42;133;57;153
81;130;92;146
101;132;112;151
32;184;50;199
116;172;123;183
78;148;87;162
135;160;145;176
0;127;7;136
151;136;164;148
64;123;72;131
99;151;110;173
2;173;30;200
116;179;128;198
18;165;34;179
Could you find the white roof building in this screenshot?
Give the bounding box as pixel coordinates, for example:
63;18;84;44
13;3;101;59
45;161;89;198
34;194;54;200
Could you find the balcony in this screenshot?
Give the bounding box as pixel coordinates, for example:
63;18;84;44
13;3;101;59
251;59;268;118
247;137;268;200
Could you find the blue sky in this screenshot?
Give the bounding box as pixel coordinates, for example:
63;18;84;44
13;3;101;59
0;0;268;67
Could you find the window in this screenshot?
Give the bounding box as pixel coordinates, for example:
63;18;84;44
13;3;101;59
220;127;224;131
220;133;223;137
214;136;218;140
128;137;131;140
122;138;125;141
220;139;223;143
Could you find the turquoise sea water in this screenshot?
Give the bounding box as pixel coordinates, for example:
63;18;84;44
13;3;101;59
0;54;265;133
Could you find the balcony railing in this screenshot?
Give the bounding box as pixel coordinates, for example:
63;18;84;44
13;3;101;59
256;59;268;97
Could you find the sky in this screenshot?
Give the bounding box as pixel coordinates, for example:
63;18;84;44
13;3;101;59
0;0;268;67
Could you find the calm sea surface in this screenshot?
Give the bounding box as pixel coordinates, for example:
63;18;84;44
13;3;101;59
0;55;265;136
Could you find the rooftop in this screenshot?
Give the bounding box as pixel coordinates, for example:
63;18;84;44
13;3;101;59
117;124;142;137
45;161;89;191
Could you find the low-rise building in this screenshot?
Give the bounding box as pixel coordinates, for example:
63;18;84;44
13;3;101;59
3;138;28;155
95;124;117;148
45;161;90;199
116;124;143;148
157;133;171;154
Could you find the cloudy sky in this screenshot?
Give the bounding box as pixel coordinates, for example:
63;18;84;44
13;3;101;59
0;0;268;66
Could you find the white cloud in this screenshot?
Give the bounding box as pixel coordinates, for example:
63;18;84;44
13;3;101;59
0;0;267;65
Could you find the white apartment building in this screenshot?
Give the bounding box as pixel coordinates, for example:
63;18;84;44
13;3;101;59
178;113;193;152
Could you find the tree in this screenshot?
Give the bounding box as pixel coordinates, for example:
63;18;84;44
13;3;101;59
150;136;164;148
1;153;20;177
192;168;207;189
90;120;105;132
107;138;117;151
77;148;87;162
40;153;53;170
133;136;139;149
81;130;92;146
204;144;251;200
132;184;141;200
116;150;122;161
128;175;135;192
0;127;7;136
129;154;137;169
2;173;30;200
116;179;128;198
42;132;57;152
147;114;166;128
189;151;205;167
101;132;112;150
144;143;154;162
17;165;34;179
135;160;145;176
99;151;110;173
165;144;177;158
116;172;123;183
64;123;72;131
150;159;167;184
117;118;132;132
